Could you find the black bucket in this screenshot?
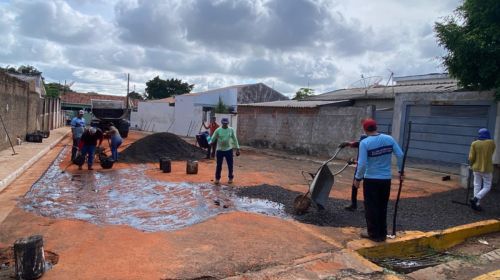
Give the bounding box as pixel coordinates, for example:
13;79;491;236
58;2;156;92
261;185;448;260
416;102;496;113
160;157;171;173
100;157;114;169
73;154;85;166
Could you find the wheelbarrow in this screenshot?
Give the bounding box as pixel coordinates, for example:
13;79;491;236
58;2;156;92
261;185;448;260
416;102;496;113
294;145;354;214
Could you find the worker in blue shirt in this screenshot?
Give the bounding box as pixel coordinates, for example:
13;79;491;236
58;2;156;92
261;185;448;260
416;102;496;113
70;110;86;161
354;118;404;242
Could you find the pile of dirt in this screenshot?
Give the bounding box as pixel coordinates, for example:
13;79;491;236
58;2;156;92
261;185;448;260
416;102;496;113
120;133;206;163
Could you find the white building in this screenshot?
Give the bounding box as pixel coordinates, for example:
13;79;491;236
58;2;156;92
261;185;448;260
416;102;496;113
131;83;287;137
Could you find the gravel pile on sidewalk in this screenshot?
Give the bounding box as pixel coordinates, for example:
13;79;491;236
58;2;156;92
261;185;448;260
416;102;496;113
119;133;206;163
236;185;500;232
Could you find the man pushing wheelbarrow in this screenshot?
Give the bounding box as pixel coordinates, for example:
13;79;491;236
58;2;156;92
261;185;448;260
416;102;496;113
294;144;355;214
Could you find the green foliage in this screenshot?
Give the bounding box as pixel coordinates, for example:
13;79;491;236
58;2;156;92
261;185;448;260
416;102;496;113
434;0;500;95
292;87;315;100
44;82;74;98
127;91;145;100
214;97;229;113
2;64;42;75
145;76;194;99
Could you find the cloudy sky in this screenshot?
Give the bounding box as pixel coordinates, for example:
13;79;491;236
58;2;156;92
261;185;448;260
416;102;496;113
0;0;461;97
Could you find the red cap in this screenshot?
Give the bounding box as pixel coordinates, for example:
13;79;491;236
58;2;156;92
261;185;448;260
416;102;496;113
362;118;377;132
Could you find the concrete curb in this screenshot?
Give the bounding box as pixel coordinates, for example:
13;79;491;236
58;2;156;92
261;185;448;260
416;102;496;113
0;131;69;193
355;219;500;259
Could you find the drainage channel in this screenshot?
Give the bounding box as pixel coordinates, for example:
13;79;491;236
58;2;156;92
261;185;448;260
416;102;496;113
19;147;290;232
369;250;456;274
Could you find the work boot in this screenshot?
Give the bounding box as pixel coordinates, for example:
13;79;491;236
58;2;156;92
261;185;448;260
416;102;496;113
88;166;94;171
470;197;479;211
344;204;357;211
214;179;220;185
228;178;233;184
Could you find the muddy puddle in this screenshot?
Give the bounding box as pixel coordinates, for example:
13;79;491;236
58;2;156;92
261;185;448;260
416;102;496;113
20;148;288;232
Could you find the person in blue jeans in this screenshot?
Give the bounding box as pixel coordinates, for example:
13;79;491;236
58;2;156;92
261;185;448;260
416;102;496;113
353;119;403;242
78;127;103;170
70;110;86;161
209;118;240;184
105;124;123;161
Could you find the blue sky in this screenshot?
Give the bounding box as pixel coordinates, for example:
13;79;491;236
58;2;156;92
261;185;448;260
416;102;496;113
0;0;461;96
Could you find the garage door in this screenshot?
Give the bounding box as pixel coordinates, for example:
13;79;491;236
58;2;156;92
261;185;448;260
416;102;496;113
375;109;393;135
404;105;492;164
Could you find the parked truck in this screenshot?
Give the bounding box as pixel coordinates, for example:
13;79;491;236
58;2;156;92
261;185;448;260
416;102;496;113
90;99;130;138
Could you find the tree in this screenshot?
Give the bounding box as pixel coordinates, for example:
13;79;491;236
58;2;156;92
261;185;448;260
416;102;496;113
214;97;229;113
145;76;194;99
434;0;500;96
292;87;315;100
44;82;74;98
127;91;145;100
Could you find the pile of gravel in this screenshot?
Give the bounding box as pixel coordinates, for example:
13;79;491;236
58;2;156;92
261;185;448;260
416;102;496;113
236;184;500;232
120;132;206;163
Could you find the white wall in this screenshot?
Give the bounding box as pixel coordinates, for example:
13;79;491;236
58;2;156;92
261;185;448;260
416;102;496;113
214;113;238;132
131;102;175;132
194;88;238;107
174;88;238;137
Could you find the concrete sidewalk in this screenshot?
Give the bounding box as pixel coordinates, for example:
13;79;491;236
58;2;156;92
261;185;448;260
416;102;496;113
0;127;70;193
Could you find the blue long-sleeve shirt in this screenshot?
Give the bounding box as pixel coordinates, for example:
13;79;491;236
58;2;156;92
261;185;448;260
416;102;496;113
70;117;86;139
355;133;404;180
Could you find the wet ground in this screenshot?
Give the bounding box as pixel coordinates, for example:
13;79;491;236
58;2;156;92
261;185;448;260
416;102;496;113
20;147;288;232
237;184;500;232
1;131;498;279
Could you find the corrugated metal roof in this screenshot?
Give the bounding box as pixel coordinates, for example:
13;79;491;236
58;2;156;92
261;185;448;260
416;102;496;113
306;82;459;101
238;100;351;108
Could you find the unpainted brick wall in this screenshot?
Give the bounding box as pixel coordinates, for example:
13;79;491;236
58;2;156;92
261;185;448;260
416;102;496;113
238;105;372;158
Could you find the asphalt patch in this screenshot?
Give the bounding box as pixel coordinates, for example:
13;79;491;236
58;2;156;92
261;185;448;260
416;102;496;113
119;132;206;163
236;184;500;232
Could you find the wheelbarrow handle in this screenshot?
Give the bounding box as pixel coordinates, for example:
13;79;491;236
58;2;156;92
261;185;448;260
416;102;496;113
324;146;344;165
332;161;353;176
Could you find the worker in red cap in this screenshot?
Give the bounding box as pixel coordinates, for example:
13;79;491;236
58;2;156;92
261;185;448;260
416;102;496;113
353;118;404;242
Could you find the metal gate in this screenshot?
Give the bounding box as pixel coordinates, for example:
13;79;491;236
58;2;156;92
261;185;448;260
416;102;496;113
375;109;393;135
404;105;492;164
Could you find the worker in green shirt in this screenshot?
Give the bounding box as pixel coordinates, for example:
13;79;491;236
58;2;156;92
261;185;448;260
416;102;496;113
469;128;496;211
209;118;240;184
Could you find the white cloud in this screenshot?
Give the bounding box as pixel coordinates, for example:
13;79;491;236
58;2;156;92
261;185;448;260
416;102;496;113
0;0;462;96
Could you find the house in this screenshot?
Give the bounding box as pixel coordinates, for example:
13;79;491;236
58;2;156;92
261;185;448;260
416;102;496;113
237;73;498;175
131;83;288;136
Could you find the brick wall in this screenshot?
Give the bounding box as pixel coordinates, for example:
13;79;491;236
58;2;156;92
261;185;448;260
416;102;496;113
238;105;372;158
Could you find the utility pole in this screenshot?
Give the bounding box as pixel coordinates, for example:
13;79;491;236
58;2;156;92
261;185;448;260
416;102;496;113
126;73;130;109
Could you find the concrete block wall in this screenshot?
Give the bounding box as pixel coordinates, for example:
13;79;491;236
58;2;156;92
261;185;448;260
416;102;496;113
238;105;371;158
0;72;63;151
0;72;31;151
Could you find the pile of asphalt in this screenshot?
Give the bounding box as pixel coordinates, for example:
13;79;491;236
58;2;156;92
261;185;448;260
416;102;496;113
236;184;500;232
120;132;206;163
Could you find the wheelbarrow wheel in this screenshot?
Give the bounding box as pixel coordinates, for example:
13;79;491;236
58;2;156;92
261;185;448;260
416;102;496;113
294;194;311;215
